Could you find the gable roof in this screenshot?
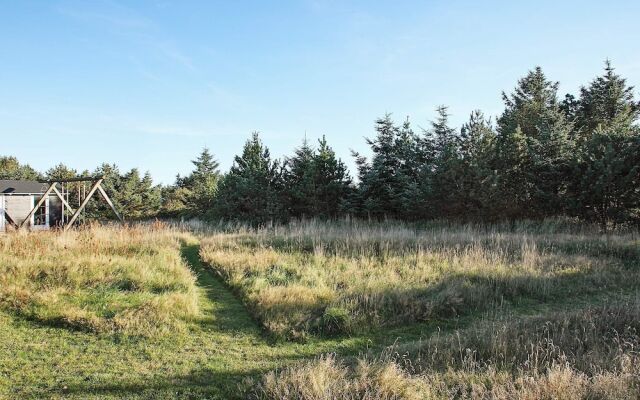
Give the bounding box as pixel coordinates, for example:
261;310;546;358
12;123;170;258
0;180;49;194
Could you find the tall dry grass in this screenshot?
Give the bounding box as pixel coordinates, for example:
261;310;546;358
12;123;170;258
200;221;639;339
250;299;640;399
0;224;199;335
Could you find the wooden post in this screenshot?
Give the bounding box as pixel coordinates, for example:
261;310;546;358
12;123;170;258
20;183;56;228
64;179;103;230
96;183;124;223
3;212;18;230
51;184;75;214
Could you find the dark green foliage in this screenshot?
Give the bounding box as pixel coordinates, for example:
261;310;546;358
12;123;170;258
494;67;574;219
457;111;497;219
212;132;285;225
568;131;639;230
117;169;161;219
0;156;41;180
45;163;78;181
354;115;424;219
87;164;161;220
344;62;637;228
283;139;316;218
566;62;640;230
421;106;467;219
163;148;221;217
573;60;640;138
284;136;353;219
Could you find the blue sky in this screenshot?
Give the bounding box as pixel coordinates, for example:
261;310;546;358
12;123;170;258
1;1;639;183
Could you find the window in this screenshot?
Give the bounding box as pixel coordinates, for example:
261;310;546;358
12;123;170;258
34;198;48;226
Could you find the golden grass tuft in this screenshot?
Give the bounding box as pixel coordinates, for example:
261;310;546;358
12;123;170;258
250;354;430;400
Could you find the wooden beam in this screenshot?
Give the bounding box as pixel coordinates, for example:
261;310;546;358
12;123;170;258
64;179;103;230
50;184;75;214
3;212;18;230
96;183;124;223
20;183;56;228
39;175;104;184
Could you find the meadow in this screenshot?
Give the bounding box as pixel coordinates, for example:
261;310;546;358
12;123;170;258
253;299;640;399
1;221;638;399
200;221;640;340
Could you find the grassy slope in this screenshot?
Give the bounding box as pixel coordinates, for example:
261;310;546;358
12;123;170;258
1;232;636;399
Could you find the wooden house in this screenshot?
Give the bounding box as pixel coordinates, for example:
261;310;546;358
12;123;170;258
0;180;63;232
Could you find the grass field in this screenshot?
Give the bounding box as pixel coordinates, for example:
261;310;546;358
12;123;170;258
1;221;639;399
200;221;640;340
0;224;199;336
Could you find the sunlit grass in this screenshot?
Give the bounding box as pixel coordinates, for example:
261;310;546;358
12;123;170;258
251;298;640;399
200;221;640;340
2;220;639;399
0;224;200;336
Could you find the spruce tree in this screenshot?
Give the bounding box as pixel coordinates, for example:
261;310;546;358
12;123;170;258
310;135;353;219
421;106;465;219
213;132;284;224
86;163;122;220
186;148;220;215
45;163;78;181
163;148;220;217
568;61;640;229
458;110;497;219
574;60;640;138
496;67;573;218
570;130;640;230
284;138;315;218
354;115;421;219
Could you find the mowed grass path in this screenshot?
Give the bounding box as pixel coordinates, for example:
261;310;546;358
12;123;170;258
0;243;385;399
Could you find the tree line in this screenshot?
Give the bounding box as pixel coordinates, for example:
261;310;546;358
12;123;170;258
2;62;638;229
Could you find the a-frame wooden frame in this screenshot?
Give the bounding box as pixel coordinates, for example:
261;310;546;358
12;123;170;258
21;176;124;231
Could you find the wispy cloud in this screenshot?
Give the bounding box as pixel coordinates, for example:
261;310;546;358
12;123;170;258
57;0;153;31
56;0;196;73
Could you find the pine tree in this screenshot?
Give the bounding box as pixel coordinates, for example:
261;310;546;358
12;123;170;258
310;135;353;219
568;61;640;229
421;106;465;219
495;67;574;218
574;60;640;138
138;171;161;218
431;105;458;157
284;138;315;218
458;110;497;219
186;148;220;214
119;169;145;219
0;156;41;180
569;130;640;230
354;115;421;219
213;132;285;224
86;163;122;220
45;163;78;181
164;148;221;217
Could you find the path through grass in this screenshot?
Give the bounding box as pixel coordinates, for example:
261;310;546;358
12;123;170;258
0;243;371;399
1;236;634;399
